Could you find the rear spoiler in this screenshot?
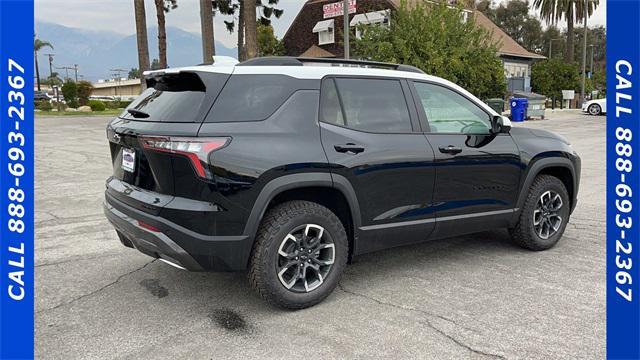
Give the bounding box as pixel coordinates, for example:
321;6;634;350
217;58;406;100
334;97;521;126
143;56;239;79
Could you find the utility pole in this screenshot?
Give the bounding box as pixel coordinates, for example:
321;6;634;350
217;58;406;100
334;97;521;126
110;68;127;99
44;53;54;83
580;0;589;105
56;66;73;82
343;0;350;59
73;64;79;82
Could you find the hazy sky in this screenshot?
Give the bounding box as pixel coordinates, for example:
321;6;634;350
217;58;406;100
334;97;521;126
35;0;606;49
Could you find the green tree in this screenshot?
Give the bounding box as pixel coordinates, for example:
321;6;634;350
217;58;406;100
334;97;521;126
34;37;53;91
257;23;284;56
532;0;599;63
151;58;161;70
531;58;580;100
128;68;141;79
542;25;563;58
153;0;178;68
213;0;284;60
76;80;94;106
47;72;62;87
355;1;506;99
61;81;79;109
482;0;544;54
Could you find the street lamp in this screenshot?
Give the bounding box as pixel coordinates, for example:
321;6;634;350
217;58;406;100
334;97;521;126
588;44;595;78
548;38;562;58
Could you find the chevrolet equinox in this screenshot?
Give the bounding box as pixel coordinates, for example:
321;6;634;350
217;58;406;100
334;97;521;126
104;57;581;309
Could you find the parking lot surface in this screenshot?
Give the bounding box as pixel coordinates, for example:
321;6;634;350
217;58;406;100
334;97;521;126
35;111;605;359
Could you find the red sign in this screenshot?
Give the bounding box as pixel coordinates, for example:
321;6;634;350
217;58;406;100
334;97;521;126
323;0;357;19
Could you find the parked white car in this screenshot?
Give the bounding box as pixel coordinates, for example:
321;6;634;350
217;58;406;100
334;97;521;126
582;98;606;115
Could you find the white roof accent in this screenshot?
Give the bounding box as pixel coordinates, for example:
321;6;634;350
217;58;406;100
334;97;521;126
313;19;334;33
139;62;499;116
350;10;389;26
212;56;239;66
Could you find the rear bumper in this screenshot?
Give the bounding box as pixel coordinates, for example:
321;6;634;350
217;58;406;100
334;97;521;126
104;192;253;272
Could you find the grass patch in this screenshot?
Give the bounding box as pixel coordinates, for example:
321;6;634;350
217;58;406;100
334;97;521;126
36;109;123;117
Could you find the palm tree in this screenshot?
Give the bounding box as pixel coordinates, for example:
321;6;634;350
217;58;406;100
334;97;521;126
243;0;258;59
153;0;178;68
34;37;53;91
134;0;150;88
200;0;215;63
532;0;598;63
213;0;282;60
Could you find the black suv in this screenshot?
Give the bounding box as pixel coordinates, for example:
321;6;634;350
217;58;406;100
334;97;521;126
104;57;580;309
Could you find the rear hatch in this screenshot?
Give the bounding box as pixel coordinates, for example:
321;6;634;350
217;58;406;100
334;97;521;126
106;70;230;215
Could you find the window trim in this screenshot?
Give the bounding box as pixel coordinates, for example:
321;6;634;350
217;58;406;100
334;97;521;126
318;75;421;134
409;80;496;136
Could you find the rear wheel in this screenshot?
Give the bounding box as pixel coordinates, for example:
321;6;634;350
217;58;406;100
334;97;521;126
588;103;602;115
249;200;348;309
509;175;570;251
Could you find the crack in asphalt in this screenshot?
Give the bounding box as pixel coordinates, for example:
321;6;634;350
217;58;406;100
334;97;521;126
35;252;123;268
37;259;157;314
337;283;506;359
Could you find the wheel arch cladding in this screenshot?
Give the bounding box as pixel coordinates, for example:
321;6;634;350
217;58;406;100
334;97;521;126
516;157;577;217
242;173;361;261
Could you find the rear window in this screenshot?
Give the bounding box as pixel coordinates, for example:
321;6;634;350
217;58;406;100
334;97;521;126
205;75;300;122
121;72;226;122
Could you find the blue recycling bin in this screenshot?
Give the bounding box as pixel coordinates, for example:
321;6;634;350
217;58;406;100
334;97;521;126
510;98;528;122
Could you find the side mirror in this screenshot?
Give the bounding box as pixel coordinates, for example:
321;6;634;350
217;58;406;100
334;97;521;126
492;115;512;134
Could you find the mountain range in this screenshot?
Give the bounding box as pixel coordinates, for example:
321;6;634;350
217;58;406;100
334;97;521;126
35;21;237;82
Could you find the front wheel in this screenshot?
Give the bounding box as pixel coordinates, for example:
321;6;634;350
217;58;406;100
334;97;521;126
249;200;348;309
588;104;602;115
509;175;571;251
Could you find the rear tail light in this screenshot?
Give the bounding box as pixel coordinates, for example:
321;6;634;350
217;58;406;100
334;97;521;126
139;136;230;180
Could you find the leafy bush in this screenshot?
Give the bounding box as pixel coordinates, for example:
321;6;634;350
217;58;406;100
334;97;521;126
104;101;120;109
88;100;106;112
105;100;132;109
77;81;94;106
119;100;133;108
531;59;580;100
35;100;52;111
354;1;506;99
61;81;79;108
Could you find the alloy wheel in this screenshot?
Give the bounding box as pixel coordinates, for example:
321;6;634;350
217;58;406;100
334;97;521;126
276;224;335;293
533;190;563;240
588;104;600;115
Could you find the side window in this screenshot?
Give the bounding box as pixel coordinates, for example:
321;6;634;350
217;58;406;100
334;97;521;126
206;75;297;122
324;78;412;133
413;82;492;134
319;79;345;126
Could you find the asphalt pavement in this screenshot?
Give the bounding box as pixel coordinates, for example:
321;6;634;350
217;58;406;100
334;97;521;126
35;110;605;359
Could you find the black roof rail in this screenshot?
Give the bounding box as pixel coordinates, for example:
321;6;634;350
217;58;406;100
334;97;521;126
237;56;426;74
236;56;303;66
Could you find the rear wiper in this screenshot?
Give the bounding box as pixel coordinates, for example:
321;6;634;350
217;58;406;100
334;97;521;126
127;109;150;118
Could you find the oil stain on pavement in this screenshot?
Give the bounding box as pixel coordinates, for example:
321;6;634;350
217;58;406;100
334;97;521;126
139;279;169;298
209;308;249;333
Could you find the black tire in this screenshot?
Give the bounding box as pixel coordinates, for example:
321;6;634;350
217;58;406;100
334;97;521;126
588;104;602;116
249;200;348;309
509;175;570;251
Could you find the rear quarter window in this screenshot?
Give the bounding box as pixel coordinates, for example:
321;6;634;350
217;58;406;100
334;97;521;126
205;75;309;123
